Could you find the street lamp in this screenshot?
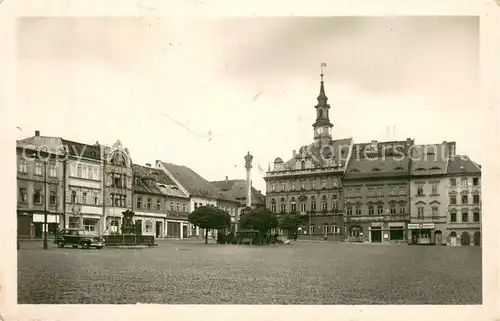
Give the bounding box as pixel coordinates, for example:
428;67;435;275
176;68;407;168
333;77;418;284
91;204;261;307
32;150;49;249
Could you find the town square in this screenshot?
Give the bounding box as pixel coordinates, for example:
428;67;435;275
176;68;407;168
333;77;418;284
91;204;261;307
13;16;484;306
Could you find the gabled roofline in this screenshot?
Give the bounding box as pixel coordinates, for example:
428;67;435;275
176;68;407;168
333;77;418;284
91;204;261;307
155;161;191;198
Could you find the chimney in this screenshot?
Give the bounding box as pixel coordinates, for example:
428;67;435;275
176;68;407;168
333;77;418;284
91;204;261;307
406;138;413;145
225;176;228;183
292;150;297;158
145;163;151;167
448;142;456;157
35;130;40;136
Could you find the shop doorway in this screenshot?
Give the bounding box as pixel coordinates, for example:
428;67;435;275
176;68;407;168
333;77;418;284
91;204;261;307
34;223;42;238
155;221;162;238
135;220;143;235
461;231;470;246
473;231;481;246
389;227;404;241
434;230;443;245
450;231;457;246
371;228;382;243
182;225;188;238
349;226;363;242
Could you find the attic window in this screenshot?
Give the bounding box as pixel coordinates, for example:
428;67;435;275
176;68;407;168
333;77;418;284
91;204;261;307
415;167;426;171
372;168;381;172
158;184;166;188
394;167;404;171
91;151;97;157
350;168;360;172
429;166;441;170
171;186;179;190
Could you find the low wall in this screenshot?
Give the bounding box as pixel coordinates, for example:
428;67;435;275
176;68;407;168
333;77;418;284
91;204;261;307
104;234;155;246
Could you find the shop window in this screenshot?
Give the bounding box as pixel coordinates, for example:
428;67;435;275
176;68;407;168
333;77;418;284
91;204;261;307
69;217;80;228
145;221;153;233
83;219;96;232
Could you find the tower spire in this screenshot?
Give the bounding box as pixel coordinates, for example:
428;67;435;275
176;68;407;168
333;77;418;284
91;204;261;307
318;63;327;101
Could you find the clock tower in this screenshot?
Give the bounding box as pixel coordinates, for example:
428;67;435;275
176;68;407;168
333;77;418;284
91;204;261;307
313;70;333;141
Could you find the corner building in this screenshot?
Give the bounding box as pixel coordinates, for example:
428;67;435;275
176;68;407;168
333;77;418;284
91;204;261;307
265;73;353;241
343;139;413;243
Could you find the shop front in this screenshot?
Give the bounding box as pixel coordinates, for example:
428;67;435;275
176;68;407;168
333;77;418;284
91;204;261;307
32;213;60;238
408;223;435;245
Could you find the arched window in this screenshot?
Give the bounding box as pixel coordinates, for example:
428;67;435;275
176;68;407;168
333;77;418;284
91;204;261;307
301;161;306;170
270;198;276;213
318;109;323;118
290;197;297;212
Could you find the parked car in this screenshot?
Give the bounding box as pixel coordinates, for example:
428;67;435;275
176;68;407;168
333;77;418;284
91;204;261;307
54;228;105;249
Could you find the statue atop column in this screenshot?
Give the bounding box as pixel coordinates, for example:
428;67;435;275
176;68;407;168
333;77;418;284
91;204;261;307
244;152;253;208
244;151;253;170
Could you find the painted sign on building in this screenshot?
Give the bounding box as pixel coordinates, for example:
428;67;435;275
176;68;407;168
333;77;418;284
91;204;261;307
408;223;435;229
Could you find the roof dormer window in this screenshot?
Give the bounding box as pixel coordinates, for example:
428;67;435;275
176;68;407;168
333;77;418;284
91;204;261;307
372;168;381;172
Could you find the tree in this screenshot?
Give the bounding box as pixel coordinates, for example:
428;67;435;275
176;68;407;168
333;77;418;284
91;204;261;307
239;207;279;243
279;214;308;238
188;205;231;244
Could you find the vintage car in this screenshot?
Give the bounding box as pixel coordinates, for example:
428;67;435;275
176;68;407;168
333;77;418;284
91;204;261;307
54;228;105;249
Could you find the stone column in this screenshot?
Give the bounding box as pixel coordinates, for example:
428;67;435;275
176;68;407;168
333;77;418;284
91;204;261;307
244;152;253;208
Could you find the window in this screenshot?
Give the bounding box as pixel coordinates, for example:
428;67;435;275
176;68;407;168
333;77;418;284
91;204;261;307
271;184;276;192
176;202;180;212
83;219;96;232
473;178;479;186
19;159;27;173
82;166;88;178
182;203;187;212
19;188;27;202
270;199;276;212
310;197;316;211
290;198;297;212
280;202;286;213
331;225;337;234
77;165;82;177
69;217;80;229
450;196;457;205
390;203;396;214
473;211;480;222
300;181;305;190
355;189;362;197
157;200;161;210
368;188;375;197
301;161;306;170
35;161;42;175
309;225;315;234
146;199;152;210
461;178;468;187
347;189;353;197
323;224;329;234
355;206;362;215
82;192;87;204
377;189;384;197
416;185;424;196
300;203;306;213
112;173;124;188
368;205;374;215
417;207;424;219
377;205;383;214
48;163;57;177
71;191;77;203
137;197;142;209
399;187;406;195
461;195;468;205
473;195;480;204
399;206;406;215
170;201;175;211
450;213;457;222
311;181;316;190
332;199;338;211
431;183;438;195
432;206;438;217
321;181;327;189
390;188;396;196
33;189;42;204
346;205;353;216
321;201;327;211
145;221;153;233
94;195;99;205
450;178;456;186
462;211;469;222
281;183;286;191
291;182;296;191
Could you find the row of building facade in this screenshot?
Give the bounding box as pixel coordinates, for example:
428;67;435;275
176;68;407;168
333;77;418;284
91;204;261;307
264;73;482;246
16;133;264;239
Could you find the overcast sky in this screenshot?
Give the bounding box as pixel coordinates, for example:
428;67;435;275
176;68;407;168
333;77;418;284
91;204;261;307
15;16;479;193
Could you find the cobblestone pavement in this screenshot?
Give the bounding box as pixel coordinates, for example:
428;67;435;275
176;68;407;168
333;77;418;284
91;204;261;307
17;240;481;304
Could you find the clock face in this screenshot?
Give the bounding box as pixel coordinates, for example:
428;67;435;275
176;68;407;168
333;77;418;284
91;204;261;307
316;127;324;135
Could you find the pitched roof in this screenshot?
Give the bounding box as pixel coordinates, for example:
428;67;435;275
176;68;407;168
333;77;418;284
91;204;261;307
18;135;64;154
410;143;449;176
216;190;239;203
161;162;221;199
345;140;413;179
132;164;188;198
210;179;266;205
62;139;101;160
280;137;353;170
447;155;481;175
